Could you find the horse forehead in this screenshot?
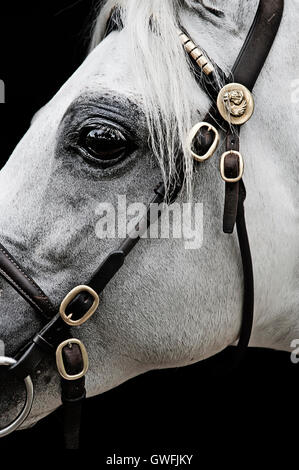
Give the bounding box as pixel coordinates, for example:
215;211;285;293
51;31;134;106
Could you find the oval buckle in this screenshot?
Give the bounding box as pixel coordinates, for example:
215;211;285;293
187;122;220;162
220;150;244;183
59;285;99;326
56;339;89;381
0;357;34;437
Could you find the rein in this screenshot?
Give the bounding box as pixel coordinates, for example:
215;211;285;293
0;0;284;449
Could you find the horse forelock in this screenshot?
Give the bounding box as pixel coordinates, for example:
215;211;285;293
88;0;226;198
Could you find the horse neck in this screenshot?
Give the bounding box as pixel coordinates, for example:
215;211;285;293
243;4;299;352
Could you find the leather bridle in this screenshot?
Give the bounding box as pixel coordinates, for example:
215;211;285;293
0;0;284;449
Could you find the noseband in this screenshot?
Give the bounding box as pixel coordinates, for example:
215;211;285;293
0;0;284;449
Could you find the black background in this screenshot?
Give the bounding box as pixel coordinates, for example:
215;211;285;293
0;0;297;463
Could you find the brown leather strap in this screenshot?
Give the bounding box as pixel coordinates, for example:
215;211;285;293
235;181;254;356
214;180;254;373
232;0;284;90
223;131;240;234
0;243;55;320
61;343;86;450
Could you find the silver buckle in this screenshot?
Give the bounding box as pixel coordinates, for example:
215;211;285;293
0;357;34;437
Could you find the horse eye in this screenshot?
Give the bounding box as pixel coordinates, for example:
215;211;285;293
80;125;128;163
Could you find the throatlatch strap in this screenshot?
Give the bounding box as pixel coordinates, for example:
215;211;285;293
235;181;254;355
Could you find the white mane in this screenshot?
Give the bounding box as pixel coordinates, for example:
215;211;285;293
89;0;222;197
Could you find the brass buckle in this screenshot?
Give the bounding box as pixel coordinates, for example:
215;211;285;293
59;285;99;326
187;122;220;162
220;150;244;183
56;339;89;381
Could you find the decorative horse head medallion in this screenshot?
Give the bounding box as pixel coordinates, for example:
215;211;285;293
223;89;248;117
217;83;254;125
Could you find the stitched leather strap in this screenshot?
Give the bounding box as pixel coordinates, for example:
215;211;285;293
11;314;68;379
232;0;284;90
0;243;55;320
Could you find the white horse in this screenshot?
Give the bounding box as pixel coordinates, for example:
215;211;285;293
0;0;298;431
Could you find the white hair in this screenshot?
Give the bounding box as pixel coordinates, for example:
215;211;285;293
89;0;219;197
